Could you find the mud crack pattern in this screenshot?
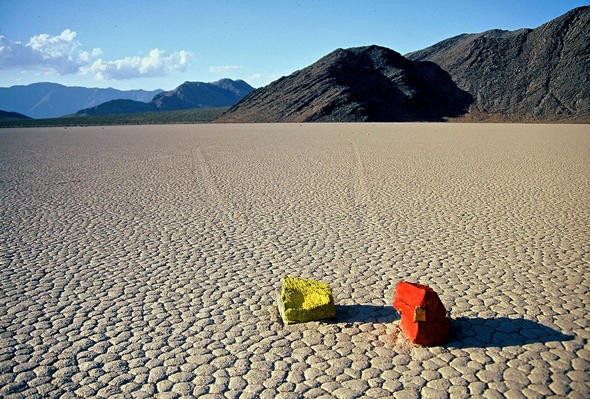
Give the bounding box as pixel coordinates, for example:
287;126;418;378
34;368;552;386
1;123;589;398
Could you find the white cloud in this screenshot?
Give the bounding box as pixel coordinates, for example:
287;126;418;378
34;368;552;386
0;29;191;80
86;49;191;80
0;29;85;74
27;29;78;56
209;65;240;74
79;47;104;62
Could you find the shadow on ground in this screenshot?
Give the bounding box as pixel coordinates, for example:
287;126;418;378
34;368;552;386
334;304;399;323
448;317;575;349
284;305;575;351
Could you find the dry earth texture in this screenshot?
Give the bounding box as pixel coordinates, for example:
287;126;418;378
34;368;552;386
1;123;589;398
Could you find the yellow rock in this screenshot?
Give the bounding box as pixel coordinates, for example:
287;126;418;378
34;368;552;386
278;277;336;324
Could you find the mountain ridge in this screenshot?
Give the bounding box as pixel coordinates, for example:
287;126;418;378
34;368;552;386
75;79;254;116
0;82;162;119
220;6;589;123
74;99;157;116
151;79;254;111
2;7;587;123
218;46;472;122
406;6;590;121
0;109;32;120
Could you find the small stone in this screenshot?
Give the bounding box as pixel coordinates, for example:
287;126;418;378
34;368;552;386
278;277;336;324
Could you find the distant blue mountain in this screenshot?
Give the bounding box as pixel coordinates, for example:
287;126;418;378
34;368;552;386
0;82;163;118
151;79;254;111
75;79;254;116
75;99;157;116
0;109;32;120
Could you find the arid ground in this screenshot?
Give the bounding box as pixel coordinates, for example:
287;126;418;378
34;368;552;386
1;123;589;398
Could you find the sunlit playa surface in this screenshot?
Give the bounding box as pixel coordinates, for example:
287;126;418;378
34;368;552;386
1;123;588;397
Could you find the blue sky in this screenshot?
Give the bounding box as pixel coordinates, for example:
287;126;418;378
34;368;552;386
0;0;587;90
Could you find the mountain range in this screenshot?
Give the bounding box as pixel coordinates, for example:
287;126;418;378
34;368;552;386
218;46;473;122
75;79;254;116
1;7;587;123
406;5;589;121
220;6;589;122
0;110;32;121
0;83;162;119
0;79;254;119
152;79;253;111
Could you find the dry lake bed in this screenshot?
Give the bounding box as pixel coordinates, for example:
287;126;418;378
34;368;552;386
1;123;589;398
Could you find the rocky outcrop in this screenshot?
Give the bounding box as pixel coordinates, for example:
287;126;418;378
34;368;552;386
220;7;588;123
407;6;590;121
218;45;473;122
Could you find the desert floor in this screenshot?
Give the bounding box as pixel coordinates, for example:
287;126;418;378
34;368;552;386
1;123;589;398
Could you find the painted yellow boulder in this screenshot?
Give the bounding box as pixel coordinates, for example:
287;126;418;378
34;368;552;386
278;277;336;324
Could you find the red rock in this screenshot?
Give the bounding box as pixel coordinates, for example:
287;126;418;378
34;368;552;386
392;281;450;346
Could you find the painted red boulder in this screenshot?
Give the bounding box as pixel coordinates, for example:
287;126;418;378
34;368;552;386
392;281;450;346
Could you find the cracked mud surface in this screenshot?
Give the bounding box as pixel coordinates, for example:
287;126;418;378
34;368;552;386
1;123;589;398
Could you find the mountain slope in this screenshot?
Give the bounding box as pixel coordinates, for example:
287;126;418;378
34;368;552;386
0;109;32;120
74;79;254;116
218;46;472;122
75;99;157;116
211;79;255;98
406;6;590;121
151;79;254;111
0;83;162;119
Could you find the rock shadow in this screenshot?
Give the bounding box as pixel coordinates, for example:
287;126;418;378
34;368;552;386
334;304;399;323
329;47;474;122
448;317;575;349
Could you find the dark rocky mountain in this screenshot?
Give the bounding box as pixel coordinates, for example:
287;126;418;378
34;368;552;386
218;46;472;122
220;7;588;123
0;109;32;120
406;6;590;121
151;79;254;111
0;83;162;119
75;99;156;116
